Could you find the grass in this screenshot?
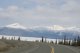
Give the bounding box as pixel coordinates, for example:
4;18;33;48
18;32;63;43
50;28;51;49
0;39;37;52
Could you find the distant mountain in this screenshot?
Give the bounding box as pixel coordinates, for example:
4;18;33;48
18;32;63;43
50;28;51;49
6;23;26;29
0;23;80;39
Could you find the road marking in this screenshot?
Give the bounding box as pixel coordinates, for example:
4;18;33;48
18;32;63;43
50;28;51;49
51;48;54;53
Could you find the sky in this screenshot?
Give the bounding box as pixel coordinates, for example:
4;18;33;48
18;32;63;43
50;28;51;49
0;0;80;27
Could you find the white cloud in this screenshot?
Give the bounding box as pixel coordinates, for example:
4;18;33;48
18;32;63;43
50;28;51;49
0;0;80;26
0;0;80;18
0;5;20;18
0;8;3;11
7;5;19;12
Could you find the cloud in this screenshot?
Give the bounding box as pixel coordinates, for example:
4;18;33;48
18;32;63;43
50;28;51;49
7;5;19;11
0;0;80;26
0;5;18;17
0;0;80;18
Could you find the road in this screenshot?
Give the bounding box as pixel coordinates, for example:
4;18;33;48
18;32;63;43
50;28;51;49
29;43;51;53
53;45;80;53
3;43;80;53
29;44;80;53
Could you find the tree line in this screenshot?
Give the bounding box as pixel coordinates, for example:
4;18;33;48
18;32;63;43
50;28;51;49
58;35;80;46
40;36;80;46
1;36;21;41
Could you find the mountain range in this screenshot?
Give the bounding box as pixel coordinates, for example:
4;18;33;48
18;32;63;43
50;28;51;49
0;23;80;39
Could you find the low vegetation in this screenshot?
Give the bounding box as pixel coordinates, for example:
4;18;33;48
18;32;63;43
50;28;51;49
0;38;37;52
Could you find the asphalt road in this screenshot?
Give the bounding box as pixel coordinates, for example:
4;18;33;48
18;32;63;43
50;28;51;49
2;43;80;53
29;44;80;53
52;45;80;53
29;43;51;53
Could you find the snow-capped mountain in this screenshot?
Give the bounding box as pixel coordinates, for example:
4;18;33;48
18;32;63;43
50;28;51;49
0;23;80;39
29;25;65;31
6;23;26;29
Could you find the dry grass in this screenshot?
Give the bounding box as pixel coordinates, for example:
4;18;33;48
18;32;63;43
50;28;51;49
0;41;9;52
0;39;37;52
